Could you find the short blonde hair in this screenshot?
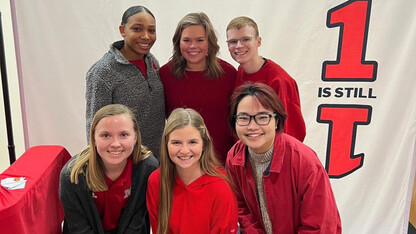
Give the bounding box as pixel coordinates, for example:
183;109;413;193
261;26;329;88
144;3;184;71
226;16;259;37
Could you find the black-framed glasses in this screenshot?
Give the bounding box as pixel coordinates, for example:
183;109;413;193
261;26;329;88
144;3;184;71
226;36;257;47
235;113;277;126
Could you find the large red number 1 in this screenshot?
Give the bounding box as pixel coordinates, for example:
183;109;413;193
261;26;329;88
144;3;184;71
317;105;372;178
322;0;377;81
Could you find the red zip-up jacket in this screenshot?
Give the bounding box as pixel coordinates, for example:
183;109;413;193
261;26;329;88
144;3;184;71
226;133;341;233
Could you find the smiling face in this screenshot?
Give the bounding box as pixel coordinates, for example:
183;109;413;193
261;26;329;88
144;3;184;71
167;125;203;174
226;25;261;66
119;11;156;60
180;25;209;71
235;96;277;154
94;114;137;172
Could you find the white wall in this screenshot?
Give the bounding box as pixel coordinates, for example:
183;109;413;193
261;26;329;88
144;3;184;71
0;1;24;172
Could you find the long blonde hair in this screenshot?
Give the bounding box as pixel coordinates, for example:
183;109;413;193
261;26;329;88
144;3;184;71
69;104;151;191
171;12;223;78
157;108;230;234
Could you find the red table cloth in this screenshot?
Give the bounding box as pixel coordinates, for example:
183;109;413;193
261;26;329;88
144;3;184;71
0;145;71;234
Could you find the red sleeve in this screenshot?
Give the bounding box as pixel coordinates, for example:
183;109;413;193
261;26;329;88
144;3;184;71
298;165;342;233
209;178;239;234
270;78;306;142
281;97;306;142
225;147;266;234
146;170;160;234
159;62;172;118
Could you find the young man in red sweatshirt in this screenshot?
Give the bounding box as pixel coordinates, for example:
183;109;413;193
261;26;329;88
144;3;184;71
226;16;306;142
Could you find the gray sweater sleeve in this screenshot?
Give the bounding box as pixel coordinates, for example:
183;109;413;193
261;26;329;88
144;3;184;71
59;158;102;234
85;68;112;140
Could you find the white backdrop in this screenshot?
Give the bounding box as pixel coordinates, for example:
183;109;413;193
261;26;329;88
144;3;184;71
7;0;416;233
0;1;25;172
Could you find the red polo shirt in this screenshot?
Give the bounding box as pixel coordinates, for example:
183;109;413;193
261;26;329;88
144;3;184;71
93;158;132;231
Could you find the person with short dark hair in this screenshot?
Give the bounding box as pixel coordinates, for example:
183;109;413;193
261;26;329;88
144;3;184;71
227;82;341;234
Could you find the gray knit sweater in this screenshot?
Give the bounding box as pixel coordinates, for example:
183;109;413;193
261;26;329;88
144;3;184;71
85;40;165;159
59;154;159;234
248;146;274;234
